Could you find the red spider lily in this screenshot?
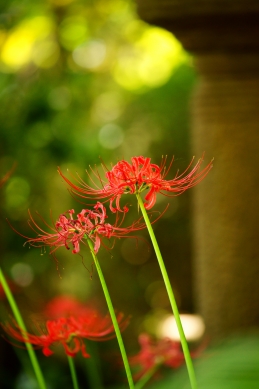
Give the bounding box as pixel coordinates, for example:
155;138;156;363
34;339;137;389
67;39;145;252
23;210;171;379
129;333;199;379
2;311;128;358
58;155;213;212
17;202;146;257
44;296;95;319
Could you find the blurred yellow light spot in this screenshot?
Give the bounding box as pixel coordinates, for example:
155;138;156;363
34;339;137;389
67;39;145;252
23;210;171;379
158;314;205;342
11;263;34;287
98;123;124;149
32;40;60;68
113;54;146;90
113;27;189;90
1;16;54;70
91;92;123;122
59;17;88;50
72;39;106;69
138;29;186;86
95;0;130;18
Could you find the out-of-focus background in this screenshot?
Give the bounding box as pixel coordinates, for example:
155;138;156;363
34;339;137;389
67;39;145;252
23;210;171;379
2;0;259;388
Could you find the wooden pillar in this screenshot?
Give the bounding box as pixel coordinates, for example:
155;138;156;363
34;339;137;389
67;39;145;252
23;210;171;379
136;0;259;338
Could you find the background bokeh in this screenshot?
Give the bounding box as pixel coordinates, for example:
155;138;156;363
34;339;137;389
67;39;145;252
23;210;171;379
0;0;199;387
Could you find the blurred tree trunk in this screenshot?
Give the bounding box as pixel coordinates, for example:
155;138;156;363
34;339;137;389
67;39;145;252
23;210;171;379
136;0;259;339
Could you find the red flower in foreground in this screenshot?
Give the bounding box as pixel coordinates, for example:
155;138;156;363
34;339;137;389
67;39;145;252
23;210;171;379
58;155;213;212
44;296;94;319
130;334;199;379
19;201;146;256
2;310;128;358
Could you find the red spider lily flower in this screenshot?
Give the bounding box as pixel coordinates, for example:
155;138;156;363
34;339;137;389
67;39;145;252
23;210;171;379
2;311;129;358
17;202;146;257
129;333;200;379
44;296;95;319
58;155;213;212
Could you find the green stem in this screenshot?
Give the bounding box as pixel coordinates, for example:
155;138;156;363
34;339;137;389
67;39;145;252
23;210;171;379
86;238;134;389
0;268;47;389
84;341;103;389
136;195;198;389
67;356;80;389
134;364;159;389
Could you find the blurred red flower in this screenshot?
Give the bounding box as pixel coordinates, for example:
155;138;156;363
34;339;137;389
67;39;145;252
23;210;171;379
130;333;198;379
43;295;94;319
58;155;212;212
2;310;128;358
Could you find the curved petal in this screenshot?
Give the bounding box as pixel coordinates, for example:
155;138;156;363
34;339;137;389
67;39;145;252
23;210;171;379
42;346;54;357
144;188;157;210
93;234;101;254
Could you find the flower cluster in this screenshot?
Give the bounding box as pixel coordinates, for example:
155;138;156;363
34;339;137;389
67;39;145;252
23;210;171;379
23;201;146;256
58;155;212;212
2;299;128;358
2;155;210;386
16;155;211;260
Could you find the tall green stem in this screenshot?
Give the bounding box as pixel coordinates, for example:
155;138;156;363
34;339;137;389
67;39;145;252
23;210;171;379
86;238;134;389
67;356;80;389
136;195;197;389
84;341;103;389
0;268;47;389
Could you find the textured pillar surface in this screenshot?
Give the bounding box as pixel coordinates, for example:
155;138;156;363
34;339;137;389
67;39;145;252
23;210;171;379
136;0;259;338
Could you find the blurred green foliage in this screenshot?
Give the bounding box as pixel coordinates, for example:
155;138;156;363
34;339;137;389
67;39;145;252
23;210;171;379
0;0;199;387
